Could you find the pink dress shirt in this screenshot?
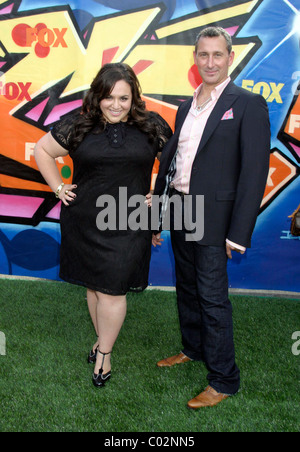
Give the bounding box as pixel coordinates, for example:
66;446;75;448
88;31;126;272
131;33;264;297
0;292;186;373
172;77;246;252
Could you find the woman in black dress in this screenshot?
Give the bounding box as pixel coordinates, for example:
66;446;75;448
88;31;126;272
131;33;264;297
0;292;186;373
34;63;172;387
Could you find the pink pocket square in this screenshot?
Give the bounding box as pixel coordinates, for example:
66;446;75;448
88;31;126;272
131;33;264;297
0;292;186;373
221;108;234;120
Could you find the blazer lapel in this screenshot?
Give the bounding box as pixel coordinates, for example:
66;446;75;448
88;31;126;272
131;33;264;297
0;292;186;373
174;98;192;140
196;82;239;155
163;98;192;169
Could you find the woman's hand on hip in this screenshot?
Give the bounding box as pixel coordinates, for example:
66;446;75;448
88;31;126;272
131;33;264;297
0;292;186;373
59;184;78;206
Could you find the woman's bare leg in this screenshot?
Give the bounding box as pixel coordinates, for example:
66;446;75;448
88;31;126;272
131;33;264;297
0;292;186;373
87;289;99;351
94;292;127;374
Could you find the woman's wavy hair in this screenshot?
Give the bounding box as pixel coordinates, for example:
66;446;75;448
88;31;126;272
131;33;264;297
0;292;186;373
71;63;159;149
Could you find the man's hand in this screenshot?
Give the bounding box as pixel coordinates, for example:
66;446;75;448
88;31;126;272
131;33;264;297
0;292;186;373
152;232;164;247
145;192;152;207
226;242;246;260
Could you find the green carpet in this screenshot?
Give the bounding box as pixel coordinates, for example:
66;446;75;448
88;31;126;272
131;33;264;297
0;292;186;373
0;279;299;432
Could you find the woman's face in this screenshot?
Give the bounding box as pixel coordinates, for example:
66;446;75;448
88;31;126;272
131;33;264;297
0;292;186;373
100;80;133;124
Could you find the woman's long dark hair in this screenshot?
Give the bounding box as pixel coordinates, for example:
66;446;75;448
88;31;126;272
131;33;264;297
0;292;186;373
71;63;159;149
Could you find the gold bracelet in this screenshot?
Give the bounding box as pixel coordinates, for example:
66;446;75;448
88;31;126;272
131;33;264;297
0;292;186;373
55;182;65;198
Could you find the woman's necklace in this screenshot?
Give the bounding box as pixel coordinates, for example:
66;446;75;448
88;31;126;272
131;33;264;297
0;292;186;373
196;96;212;112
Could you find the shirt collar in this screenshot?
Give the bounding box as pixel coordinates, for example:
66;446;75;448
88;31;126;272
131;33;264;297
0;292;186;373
193;76;231;105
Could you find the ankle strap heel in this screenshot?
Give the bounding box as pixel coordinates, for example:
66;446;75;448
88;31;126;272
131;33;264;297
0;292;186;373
98;350;112;374
92;350;112;388
87;345;98;364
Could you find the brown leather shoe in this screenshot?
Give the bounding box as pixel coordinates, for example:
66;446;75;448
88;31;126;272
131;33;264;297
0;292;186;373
157;352;192;367
187;386;229;409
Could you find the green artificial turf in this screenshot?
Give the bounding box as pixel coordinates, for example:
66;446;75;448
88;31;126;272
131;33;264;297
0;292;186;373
0;279;299;432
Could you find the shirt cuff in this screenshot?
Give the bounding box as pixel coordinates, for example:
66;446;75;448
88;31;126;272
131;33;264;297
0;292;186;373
226;239;246;252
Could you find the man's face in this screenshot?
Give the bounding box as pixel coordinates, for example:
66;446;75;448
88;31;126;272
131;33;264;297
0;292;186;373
194;36;235;88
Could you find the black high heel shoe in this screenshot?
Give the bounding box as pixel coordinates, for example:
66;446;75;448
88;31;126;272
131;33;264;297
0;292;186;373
87;346;98;364
92;351;112;388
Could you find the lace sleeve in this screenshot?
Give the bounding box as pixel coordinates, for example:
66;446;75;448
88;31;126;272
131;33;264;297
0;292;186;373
50;112;80;151
149;112;173;151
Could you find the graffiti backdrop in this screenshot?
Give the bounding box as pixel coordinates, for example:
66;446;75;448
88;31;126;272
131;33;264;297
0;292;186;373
0;0;299;292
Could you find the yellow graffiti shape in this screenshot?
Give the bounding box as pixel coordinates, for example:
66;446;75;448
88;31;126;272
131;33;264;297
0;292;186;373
0;6;162;102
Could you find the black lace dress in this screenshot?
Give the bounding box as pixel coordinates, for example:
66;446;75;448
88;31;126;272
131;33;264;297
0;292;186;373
51;112;172;295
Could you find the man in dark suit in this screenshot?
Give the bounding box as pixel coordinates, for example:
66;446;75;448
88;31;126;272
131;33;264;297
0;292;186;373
152;27;270;408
